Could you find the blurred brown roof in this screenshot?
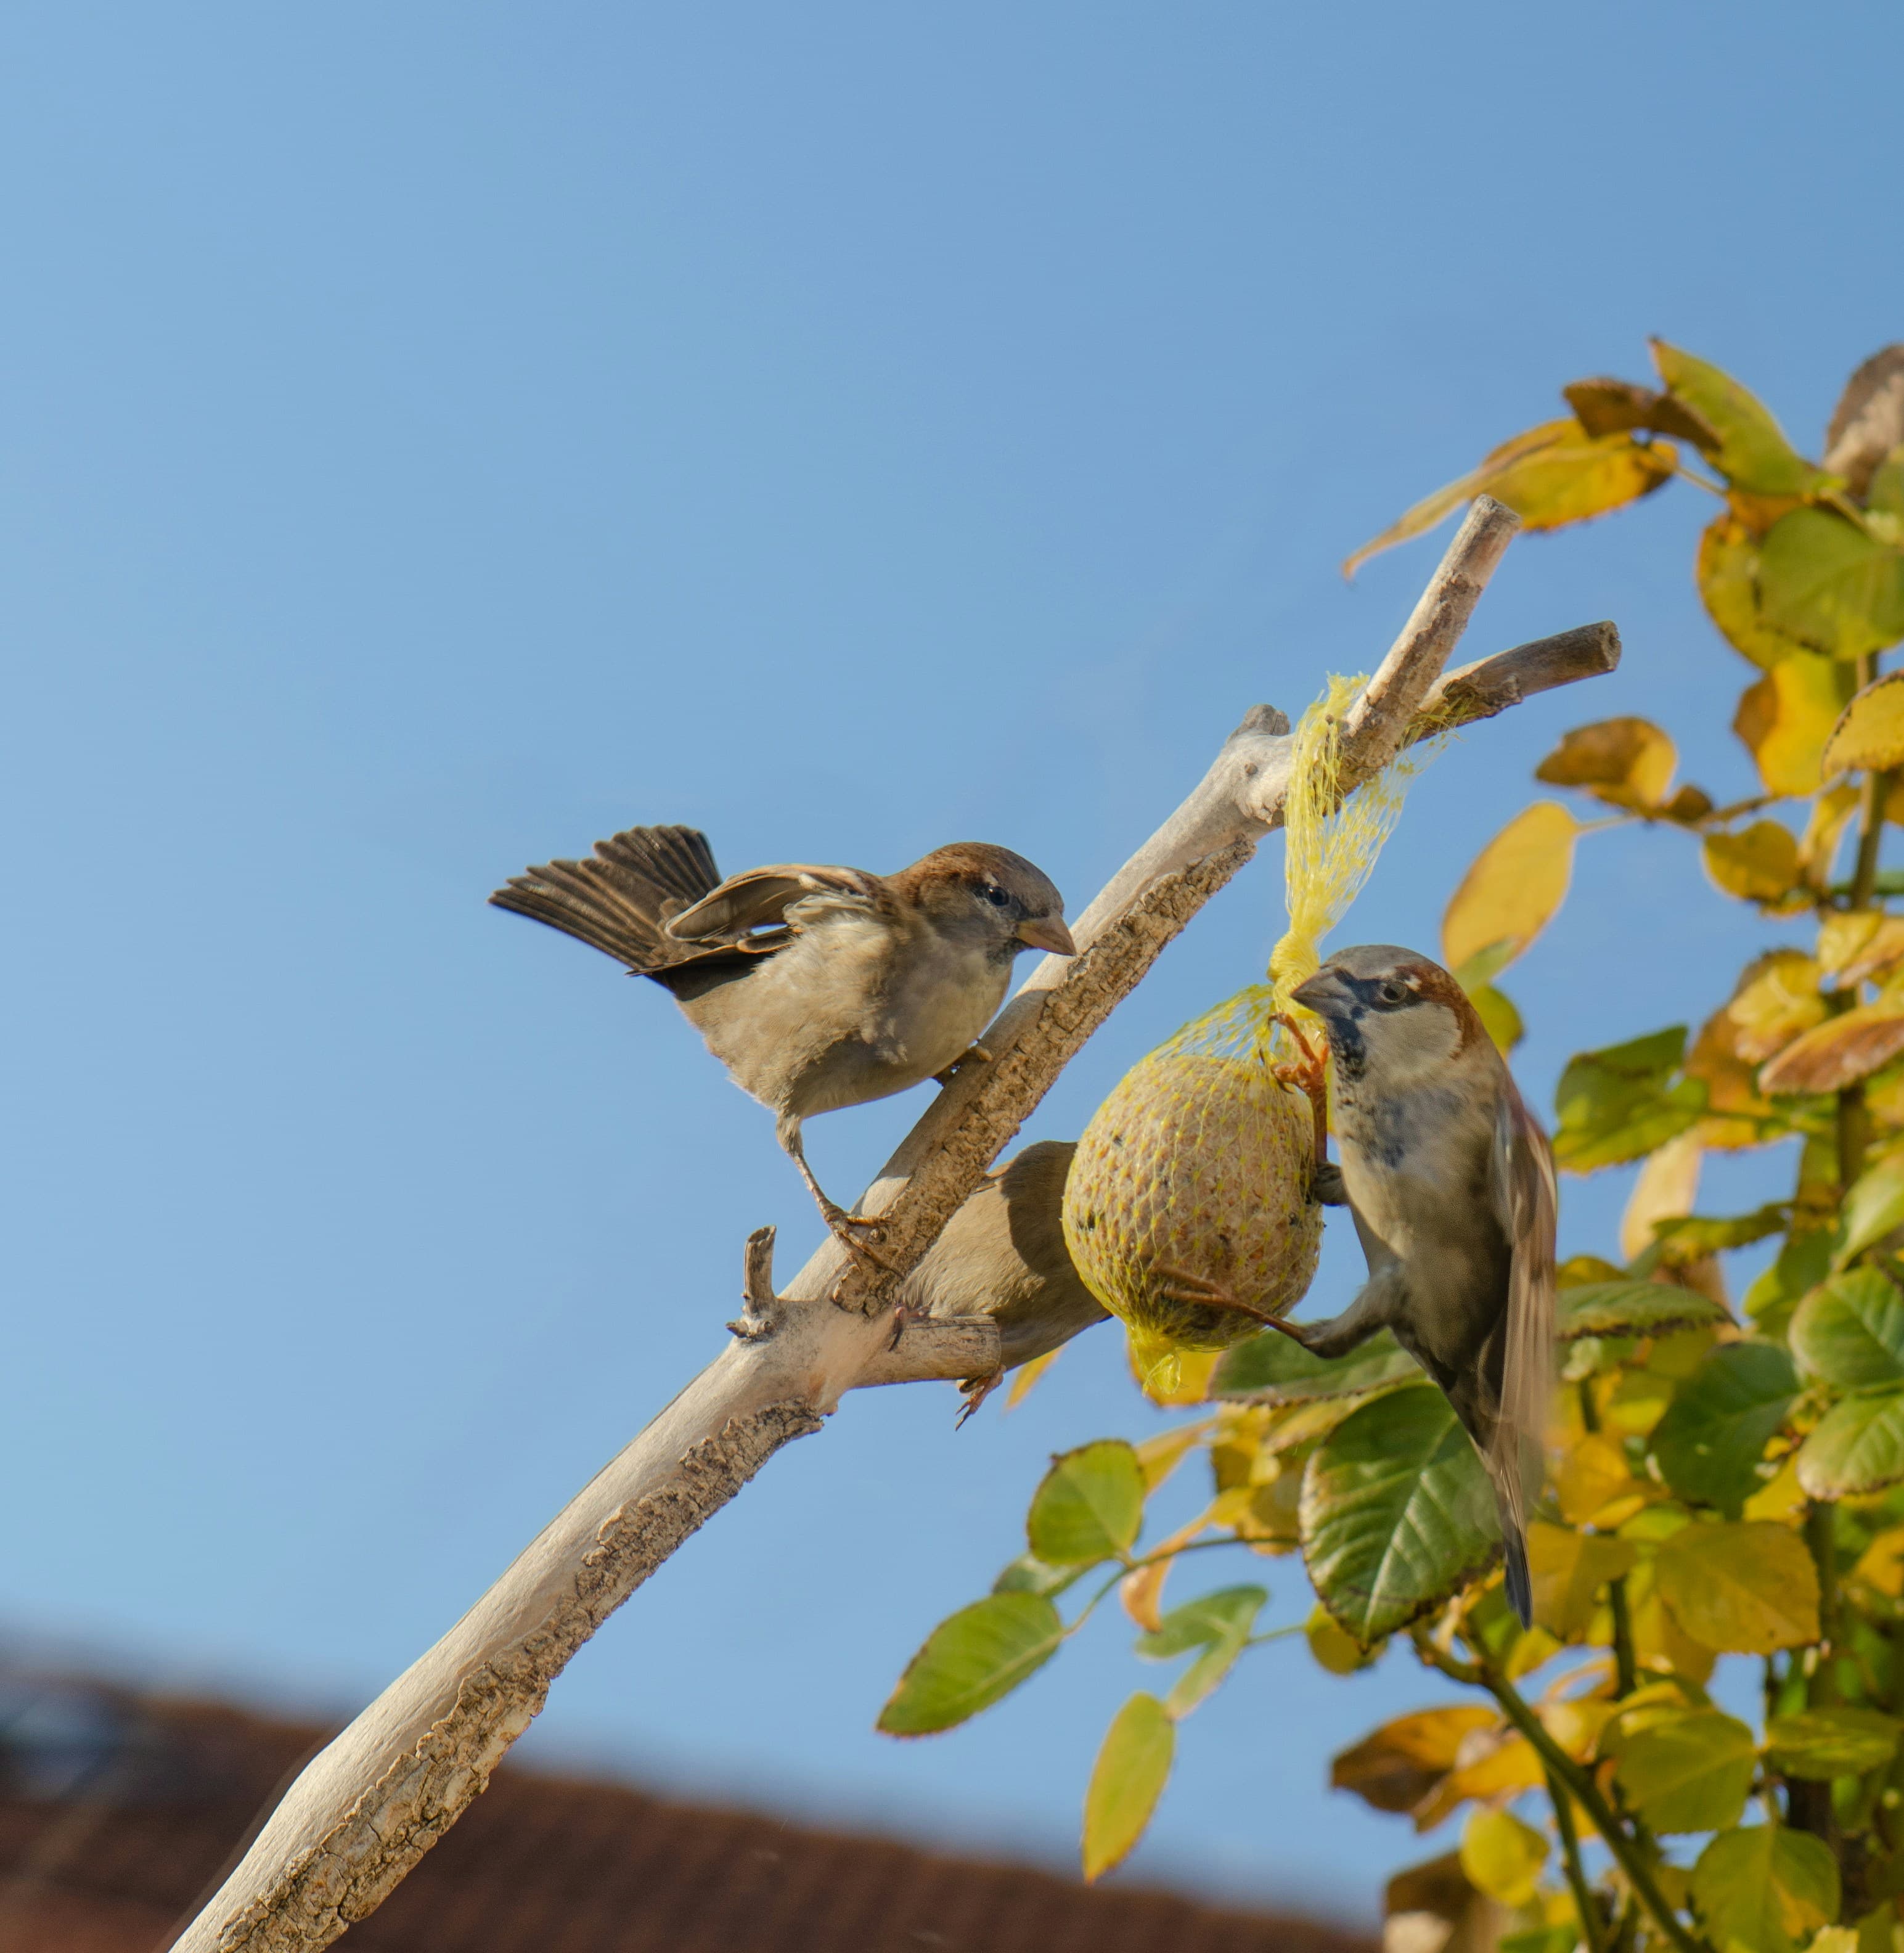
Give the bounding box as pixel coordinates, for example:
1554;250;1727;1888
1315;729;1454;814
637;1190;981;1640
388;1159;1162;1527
0;1674;1372;1953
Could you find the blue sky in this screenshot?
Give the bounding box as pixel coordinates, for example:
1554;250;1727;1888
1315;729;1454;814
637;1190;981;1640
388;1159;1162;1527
1;0;1898;1925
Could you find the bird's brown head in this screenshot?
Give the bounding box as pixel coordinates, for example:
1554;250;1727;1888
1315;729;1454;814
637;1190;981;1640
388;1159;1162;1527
893;843;1075;961
1290;943;1490;1086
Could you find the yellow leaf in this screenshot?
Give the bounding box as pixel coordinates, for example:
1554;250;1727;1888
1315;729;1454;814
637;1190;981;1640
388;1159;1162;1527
1685;1011;1776;1141
1306;1603;1379;1676
1622;1581;1718;1685
1003;1347;1061;1410
1538;1695;1617;1764
1821;912;1904;986
1082;1693;1174;1881
1825;669;1904;778
1133;1421;1214;1492
1699;515;1820;669
1853;1526;1904;1600
1344;420;1672;576
1760;1002;1904;1095
1485;423;1677;531
1460;1809;1548;1907
1119;1506;1214;1631
1529;1521;1639;1640
1446;1732;1545;1802
1742;1455;1808;1524
1800;780;1862;883
1734;653;1847;796
1621;1130;1704;1262
1654;1521;1820;1653
1727;951;1826;1063
1556;1431;1638;1526
1536;716;1678;813
1703;822;1801;904
1331;1707;1502;1815
1441;803;1582;975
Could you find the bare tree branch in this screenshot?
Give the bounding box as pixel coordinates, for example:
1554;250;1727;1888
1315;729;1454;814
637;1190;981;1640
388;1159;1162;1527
171;496;1622;1953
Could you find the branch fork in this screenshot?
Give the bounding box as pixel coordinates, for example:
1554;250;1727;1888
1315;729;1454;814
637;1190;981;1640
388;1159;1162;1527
173;497;1626;1953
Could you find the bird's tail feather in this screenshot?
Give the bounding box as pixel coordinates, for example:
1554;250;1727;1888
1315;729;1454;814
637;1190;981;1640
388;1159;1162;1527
490;824;721;972
1497;1489;1532;1629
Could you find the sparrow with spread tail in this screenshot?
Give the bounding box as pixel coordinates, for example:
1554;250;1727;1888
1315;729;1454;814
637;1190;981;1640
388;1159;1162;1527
490;825;1075;1256
1164;945;1556;1628
896;1140;1108;1420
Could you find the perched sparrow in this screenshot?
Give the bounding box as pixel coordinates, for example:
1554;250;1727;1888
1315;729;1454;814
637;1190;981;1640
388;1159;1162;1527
1166;946;1556;1626
490;825;1075;1253
896;1141;1109;1420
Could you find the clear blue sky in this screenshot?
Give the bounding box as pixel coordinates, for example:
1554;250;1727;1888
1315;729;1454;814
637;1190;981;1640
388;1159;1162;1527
1;1;1897;1925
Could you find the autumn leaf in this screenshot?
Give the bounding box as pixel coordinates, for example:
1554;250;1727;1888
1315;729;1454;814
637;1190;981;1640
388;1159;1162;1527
1702;822;1802;904
1653;1521;1820;1653
1733;653;1847;796
1823;669;1904;777
1345;420;1675;575
1535;718;1678;813
1441;803;1582;976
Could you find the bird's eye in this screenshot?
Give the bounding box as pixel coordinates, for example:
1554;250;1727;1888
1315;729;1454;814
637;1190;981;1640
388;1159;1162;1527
979;883;1011;907
1377;980;1408;1005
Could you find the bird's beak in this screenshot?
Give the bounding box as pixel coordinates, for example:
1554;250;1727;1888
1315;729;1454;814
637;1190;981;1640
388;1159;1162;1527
1291;968;1350;1015
1018;914;1077;956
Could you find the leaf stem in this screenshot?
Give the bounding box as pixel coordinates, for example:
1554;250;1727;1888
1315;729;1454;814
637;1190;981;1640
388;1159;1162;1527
1413;1634;1712;1953
1576;1379;1640;1697
1546;1759;1612;1953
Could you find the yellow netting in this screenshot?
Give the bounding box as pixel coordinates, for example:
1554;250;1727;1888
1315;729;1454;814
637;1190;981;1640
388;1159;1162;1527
1060;674;1439;1397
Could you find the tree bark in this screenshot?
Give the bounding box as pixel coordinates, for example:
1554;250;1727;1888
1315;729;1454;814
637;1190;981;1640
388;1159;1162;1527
170;498;1619;1953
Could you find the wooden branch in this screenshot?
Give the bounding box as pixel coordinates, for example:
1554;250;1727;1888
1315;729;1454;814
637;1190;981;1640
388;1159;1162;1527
171;496;1622;1953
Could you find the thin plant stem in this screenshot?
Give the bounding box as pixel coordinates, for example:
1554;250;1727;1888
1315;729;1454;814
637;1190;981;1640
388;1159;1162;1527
1413;1634;1712;1953
1546;1761;1612;1953
1576;1378;1638;1697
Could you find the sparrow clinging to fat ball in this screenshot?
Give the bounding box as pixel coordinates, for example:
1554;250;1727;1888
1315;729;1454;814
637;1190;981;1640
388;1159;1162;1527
1167;944;1556;1628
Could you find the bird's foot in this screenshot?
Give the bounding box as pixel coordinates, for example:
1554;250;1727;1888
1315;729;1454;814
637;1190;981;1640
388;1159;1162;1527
885;1296;936;1352
1271;1012;1333;1195
932;1042;995;1087
954;1367;1006;1428
1154;1265;1310;1344
815;1200;899;1278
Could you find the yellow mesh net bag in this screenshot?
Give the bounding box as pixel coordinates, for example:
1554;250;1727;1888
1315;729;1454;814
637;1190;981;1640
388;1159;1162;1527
1061;676;1431;1398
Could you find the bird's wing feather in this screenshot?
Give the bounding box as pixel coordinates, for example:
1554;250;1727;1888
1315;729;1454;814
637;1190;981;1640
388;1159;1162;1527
666;864;884;940
1488;1075;1558;1540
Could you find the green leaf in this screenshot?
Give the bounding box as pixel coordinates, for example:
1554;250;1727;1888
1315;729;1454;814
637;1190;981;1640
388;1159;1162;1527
1137;1584;1268;1716
878;1592;1065;1735
1653;1521;1820;1653
1699;516;1820;669
1137;1584;1269;1658
1837;1152;1904;1266
1301;1383;1498;1645
1791;1267;1904;1386
1649;1343;1798;1515
1614;1708;1757;1833
1460;1808;1548;1906
1765;1707;1903;1780
1556;1280;1733;1342
1796;1386;1904;1499
1651;340;1829;499
991;1554;1071;1597
1212;1326;1421;1402
1026;1441;1145;1565
1693;1824;1840;1953
1647;1206;1790;1264
1082;1693;1174;1881
1552;1026;1706;1172
1760;507;1904;662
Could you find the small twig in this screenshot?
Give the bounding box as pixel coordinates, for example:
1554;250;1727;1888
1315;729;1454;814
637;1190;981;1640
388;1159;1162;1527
726;1226;782;1341
1547;1759;1613;1953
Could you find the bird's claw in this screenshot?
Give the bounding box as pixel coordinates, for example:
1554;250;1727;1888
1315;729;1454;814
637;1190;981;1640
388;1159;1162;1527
1153;1264;1310;1344
1272;1012;1333;1190
955;1367;1005;1428
932;1042;994;1087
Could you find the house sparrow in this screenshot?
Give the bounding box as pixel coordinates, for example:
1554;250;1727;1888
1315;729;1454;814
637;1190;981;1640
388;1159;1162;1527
1163;946;1555;1627
489;824;1075;1255
896;1140;1109;1420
